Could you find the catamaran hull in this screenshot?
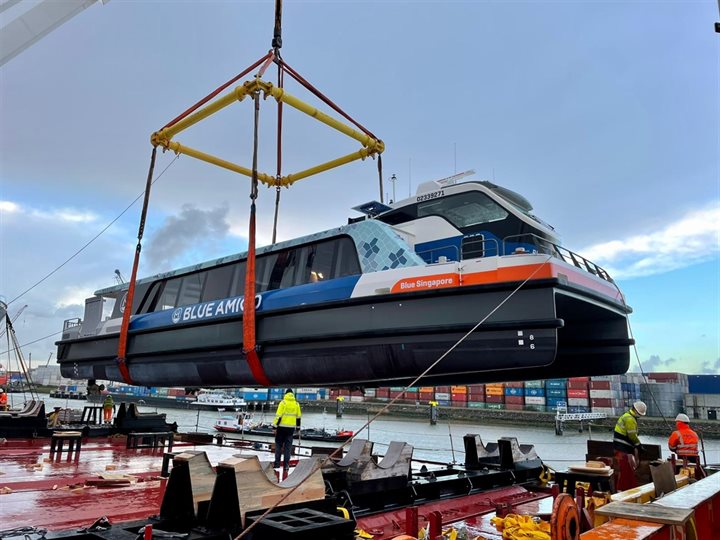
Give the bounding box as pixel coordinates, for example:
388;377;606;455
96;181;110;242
56;280;632;387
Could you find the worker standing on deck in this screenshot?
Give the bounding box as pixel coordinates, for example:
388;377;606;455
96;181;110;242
102;393;115;423
668;413;700;462
0;388;7;411
273;389;302;471
612;400;646;490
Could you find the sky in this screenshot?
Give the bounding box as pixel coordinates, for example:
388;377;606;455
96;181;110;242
0;0;718;376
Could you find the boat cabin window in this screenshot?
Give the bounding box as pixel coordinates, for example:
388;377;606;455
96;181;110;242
145;236;360;313
158;278;181;311
202;265;234;302
177;273;206;306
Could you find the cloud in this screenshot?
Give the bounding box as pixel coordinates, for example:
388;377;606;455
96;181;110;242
580;203;720;279
637;354;679;373
0;199;98;224
700;358;720;374
145;204;231;271
0;200;20;213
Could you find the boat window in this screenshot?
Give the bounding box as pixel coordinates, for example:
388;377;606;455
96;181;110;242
308;241;336;282
334;237;361;277
417;192;508;228
256;253;277;293
229;261;247;297
177;272;206;306
158;278;181;311
202;265;234;302
130;282;150;314
138;281;162;314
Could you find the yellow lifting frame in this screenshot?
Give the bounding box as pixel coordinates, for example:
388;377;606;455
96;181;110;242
151;79;384;187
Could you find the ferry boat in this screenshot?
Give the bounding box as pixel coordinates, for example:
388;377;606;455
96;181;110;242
56;174;632;387
191;390;246;411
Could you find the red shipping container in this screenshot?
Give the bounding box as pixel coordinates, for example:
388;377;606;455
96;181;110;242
467;384;485;392
451;393;468;402
506;381;524;388
505;395;524;405
451;400;467;408
389;391;405;399
591;398;612;407
505;403;524;411
567;381;589;390
376;388;390;398
435;386;451;392
485;394;505;403
647;372;680;382
590;381;611;390
569;377;590;382
468;392;486;401
567;389;589;398
419;392;434;401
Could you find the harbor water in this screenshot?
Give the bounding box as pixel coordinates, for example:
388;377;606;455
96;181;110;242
32;393;720;468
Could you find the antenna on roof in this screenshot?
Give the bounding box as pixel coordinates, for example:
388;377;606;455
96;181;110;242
114;269;126;285
435;169;476;187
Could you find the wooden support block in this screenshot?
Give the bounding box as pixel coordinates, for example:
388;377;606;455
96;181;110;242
596;501;693;526
160;451;216;522
209;455;325;527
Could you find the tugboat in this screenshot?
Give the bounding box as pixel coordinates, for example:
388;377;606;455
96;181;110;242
56;174;632;388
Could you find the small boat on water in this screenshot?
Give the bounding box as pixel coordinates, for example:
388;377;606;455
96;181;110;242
189;390;246;411
56;174;632;387
214;415;353;443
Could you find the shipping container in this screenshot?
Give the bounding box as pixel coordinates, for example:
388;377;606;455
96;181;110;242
467;401;487;409
567;397;590;407
568;406;591;413
546;388;567;398
524;387;545;397
524;380;545;388
590;380;611;390
524;396;546;405
436;399;450;406
485;394;504;404
505;403;524;411
567;389;589;399
485;403;504;410
451;400;467;408
505;395;524;405
451;393;467;402
546;379;567;389
435;386;451;393
504;387;523;396
568;377;590;382
546;397;567;409
451;386;467;393
505;382;524;388
688;375;720;395
435;392;451;400
567;381;589;390
486;387;504;396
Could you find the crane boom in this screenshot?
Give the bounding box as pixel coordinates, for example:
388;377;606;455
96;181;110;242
0;0;110;67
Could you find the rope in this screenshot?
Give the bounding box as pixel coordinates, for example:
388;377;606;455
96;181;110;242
115;147;158;385
271;51;285;244
235;255;554;539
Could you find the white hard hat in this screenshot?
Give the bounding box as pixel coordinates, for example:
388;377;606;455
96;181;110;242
633;401;647;416
675;413;690;423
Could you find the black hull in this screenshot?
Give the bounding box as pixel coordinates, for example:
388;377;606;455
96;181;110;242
57;280;632;387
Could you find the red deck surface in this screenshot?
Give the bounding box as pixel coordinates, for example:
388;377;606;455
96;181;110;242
0;438;272;531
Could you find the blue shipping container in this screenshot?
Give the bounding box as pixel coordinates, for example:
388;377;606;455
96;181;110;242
546;388;567;398
546;380;567;389
243;392;268;401
688;375;720;395
546;397;567;409
505;387;523;396
524;387;546;397
568;406;591;413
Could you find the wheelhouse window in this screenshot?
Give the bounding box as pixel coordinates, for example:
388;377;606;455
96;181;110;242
158;278;181;311
202;265;234;302
417;192;508;228
177;273;206;306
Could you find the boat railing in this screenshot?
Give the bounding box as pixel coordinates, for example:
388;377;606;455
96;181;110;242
462;236;500;259
502;233;615;283
63;318;81;330
416;244;461;263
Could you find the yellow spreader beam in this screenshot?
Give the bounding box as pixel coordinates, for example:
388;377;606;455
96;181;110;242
151;78;384;187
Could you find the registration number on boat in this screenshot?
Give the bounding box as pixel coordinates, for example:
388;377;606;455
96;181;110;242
417;189;445;202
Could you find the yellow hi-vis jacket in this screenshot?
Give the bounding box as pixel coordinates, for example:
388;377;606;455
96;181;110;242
613;410;641;452
273;393;301;428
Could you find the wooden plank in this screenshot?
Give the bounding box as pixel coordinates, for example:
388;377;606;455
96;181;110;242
654;474;720;509
580;518;664;540
649;461;676;496
595;501;693;526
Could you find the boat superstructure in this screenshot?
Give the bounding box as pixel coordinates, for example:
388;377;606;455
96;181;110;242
191;390;247;410
56;176;632;387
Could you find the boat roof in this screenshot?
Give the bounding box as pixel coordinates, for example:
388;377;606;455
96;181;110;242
95;219;423;296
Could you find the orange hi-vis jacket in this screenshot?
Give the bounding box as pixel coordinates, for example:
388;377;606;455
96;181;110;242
668;422;699;457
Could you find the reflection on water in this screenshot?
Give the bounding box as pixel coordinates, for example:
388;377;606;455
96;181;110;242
36;394;720;468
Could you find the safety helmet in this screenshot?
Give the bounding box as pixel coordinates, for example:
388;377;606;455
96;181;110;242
633;401;647;416
675;413;690;423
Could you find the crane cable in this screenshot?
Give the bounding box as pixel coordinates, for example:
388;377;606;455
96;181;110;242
271;0;284;245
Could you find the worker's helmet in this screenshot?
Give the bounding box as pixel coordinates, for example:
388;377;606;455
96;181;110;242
675;413;690;423
633;401;647;416
0;388;4;393
284;388;293;395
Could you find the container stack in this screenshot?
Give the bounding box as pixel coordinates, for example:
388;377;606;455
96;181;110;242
485;383;504;409
419;387;435;403
566;377;590;413
545;379;567;412
685;375;720;420
640;373;686;418
434;386;451;406
589;375;624;415
523;380;546;412
243;387;269;402
451;386;467;408
504;382;524;411
467;384;486;408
